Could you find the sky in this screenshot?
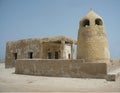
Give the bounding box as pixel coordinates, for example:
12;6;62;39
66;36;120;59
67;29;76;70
0;0;120;60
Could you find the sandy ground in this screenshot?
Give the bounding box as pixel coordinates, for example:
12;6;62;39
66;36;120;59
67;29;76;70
0;63;120;92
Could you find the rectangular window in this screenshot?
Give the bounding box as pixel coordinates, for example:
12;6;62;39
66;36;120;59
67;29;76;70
55;52;59;59
48;52;52;59
28;52;33;59
13;53;17;60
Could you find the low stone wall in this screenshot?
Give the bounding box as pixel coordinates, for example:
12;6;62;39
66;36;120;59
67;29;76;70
15;59;107;79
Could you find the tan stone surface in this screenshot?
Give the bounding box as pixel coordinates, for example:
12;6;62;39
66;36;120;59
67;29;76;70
77;10;110;62
5;36;76;68
15;59;107;79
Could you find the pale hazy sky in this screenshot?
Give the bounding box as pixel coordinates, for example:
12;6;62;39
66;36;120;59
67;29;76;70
0;0;120;59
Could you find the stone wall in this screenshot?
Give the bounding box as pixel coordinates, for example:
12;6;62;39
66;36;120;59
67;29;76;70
5;37;75;68
15;59;107;79
5;39;42;68
42;42;72;59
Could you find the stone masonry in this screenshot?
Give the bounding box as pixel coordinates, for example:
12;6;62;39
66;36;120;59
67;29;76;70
5;9;120;81
5;36;76;68
77;10;110;62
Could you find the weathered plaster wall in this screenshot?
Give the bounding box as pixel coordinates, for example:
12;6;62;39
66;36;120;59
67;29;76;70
15;59;107;79
42;43;72;59
5;38;75;68
5;39;42;68
42;42;61;59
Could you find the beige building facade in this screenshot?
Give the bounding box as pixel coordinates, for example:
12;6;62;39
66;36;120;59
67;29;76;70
5;36;76;68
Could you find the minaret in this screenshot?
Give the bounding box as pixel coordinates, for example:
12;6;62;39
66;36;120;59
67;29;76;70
77;9;110;62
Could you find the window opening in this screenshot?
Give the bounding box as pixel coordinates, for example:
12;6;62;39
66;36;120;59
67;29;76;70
13;53;17;60
48;52;52;59
28;52;33;59
95;18;103;25
82;19;90;27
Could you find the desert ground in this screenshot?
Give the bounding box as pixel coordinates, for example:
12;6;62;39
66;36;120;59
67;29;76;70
0;63;120;92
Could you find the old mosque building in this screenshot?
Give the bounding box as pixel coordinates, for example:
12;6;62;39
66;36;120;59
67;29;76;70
5;10;120;81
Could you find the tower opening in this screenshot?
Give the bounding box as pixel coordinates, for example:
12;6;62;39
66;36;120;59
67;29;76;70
95;18;103;25
82;19;90;27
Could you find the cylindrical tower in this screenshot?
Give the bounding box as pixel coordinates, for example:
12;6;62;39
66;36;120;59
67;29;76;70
77;10;110;62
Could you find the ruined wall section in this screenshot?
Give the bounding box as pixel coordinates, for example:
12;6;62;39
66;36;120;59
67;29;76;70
5;39;42;68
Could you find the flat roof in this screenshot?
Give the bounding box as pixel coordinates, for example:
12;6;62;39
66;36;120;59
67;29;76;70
7;36;77;45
